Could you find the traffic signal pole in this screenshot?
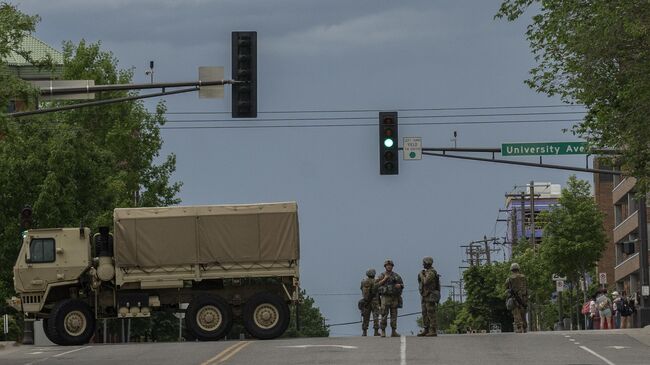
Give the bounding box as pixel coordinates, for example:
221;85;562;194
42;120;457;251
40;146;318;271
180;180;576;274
8;80;245;118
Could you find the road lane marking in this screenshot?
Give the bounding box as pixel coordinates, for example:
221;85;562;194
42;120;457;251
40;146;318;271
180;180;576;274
278;345;358;349
53;346;92;357
606;346;630;350
27;352;44;355
400;335;406;365
201;341;251;365
579;345;616;365
217;341;251;364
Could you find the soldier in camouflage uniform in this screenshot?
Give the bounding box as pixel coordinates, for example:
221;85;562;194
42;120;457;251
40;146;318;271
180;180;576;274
377;259;404;337
417;256;440;337
360;269;380;336
505;262;528;333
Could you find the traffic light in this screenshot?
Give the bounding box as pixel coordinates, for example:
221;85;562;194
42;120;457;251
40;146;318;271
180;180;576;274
379;111;398;175
231;31;257;118
19;205;33;230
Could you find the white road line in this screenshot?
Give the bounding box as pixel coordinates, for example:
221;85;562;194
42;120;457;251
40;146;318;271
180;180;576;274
579;345;616;365
400;335;406;365
569;339;575;342
26;352;44;355
574;342;581;345
52;346;92;358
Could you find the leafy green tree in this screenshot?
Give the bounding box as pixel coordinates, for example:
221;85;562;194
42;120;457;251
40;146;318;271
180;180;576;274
540;176;607;283
0;6;181;343
452;262;512;332
540;176;606;328
283;290;329;337
496;1;650;192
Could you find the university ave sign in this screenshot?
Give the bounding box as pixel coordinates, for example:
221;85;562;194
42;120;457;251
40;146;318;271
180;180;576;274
501;142;588;156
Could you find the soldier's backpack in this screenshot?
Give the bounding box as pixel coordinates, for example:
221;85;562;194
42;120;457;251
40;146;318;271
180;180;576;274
506;297;515;311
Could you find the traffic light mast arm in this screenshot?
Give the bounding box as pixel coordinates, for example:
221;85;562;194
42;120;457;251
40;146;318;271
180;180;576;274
421;150;621;175
36;79;242;96
8;86;201;118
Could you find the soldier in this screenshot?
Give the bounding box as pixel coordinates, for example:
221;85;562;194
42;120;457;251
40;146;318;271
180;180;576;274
417;256;440;337
359;269;380;336
505;262;528;333
377;259;404;337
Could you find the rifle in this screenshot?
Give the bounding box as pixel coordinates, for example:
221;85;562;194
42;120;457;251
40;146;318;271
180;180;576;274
507;281;527;309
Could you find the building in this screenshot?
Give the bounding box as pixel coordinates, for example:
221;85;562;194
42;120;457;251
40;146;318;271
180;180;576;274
4;34;63;112
505;183;562;248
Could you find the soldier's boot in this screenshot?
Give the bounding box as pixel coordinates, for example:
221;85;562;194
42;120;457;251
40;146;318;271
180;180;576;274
373;328;380;336
416;330;427;337
380;328;387;337
391;328;400;337
362;329;367;336
425;328;437;337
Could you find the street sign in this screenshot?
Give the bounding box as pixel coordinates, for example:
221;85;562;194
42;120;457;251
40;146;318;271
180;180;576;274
556;280;565;292
501;142;588;156
403;137;422;160
643;285;650;296
599;272;607;285
198;67;225;99
3;314;8;334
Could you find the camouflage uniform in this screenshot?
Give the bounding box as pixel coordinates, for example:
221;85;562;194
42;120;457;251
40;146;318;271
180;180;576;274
360;269;380;336
378;260;404;337
505;263;528;333
417;257;440;336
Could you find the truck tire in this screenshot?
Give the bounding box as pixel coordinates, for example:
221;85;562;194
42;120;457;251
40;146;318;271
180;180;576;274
243;292;290;340
185;295;232;341
42;318;58;344
47;299;96;346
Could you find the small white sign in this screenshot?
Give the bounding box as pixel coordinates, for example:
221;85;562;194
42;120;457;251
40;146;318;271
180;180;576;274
643;285;650;296
403;137;422;160
556;280;565;292
552;274;567;281
599;272;607;285
3;314;8;334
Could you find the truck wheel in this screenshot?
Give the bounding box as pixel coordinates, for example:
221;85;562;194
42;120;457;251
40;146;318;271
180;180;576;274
47;299;96;346
42;318;58;344
243;292;290;340
185;295;232;341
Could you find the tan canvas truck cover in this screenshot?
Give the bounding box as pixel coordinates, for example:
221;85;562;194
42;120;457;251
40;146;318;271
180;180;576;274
114;202;299;268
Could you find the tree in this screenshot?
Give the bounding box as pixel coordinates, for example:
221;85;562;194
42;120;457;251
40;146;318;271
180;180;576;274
452;262;512;332
540;176;607;328
283;290;329;337
0;6;181;341
496;1;650;192
540;176;606;284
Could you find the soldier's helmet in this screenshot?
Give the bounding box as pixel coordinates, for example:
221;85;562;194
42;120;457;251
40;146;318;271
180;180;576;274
510;263;520;272
422;256;433;266
366;269;376;277
384;259;394;267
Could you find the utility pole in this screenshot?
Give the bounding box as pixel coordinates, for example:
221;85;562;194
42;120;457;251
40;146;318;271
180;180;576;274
530;181;536;252
638;196;650;327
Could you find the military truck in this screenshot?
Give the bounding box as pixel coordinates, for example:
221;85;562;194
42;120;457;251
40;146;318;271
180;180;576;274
9;202;300;345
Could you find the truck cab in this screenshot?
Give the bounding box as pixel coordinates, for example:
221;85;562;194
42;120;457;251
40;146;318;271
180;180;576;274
13;228;91;313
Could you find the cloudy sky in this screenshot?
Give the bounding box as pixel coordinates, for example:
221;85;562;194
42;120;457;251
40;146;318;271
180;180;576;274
15;0;590;335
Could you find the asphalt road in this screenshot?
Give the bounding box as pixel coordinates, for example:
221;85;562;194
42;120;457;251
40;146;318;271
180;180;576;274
2;329;650;365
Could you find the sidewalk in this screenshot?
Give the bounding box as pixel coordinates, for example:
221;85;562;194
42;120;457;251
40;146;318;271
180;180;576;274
0;341;18;350
623;326;650;347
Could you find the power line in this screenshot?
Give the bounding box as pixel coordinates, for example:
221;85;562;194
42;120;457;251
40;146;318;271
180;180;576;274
163;104;584;115
157;119;579;130
163;111;585;124
328;311;421;327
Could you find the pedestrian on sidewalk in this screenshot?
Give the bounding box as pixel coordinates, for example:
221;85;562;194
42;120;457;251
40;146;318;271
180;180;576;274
596;288;613;330
612;291;622;329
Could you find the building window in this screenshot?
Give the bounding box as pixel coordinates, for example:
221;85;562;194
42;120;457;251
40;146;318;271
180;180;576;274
615;204;623;226
29;238;55;263
628;194;639;216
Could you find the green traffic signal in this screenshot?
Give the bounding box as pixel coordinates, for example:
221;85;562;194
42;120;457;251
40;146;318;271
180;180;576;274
384;138;394;148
